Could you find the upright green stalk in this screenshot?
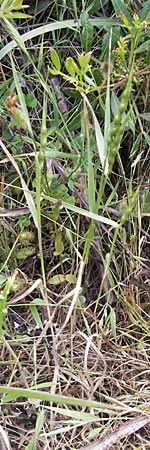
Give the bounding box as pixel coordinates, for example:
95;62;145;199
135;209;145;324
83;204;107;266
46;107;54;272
107;15;142;173
36;93;48;299
82;95;96;263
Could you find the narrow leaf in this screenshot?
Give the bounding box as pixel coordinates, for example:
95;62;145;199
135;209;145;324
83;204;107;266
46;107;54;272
49;48;61;71
82;94;108;175
0;19;122;61
111;0;132;24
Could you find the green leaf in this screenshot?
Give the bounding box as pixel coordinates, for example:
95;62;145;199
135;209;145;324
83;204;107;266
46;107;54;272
80;11;89;27
130;133;141;160
31;382;55;389
65;57;78;77
111;91;126;122
68;178;74;191
82;94;107;175
29;305;43;328
111;0;132;25
49;406;98;422
110;307;117;340
140;113;150;122
65;274;77;283
111;91;120;116
28;298;46;306
127;109;136;134
80;12;94;52
0;275;6;286
141;189;150;216
135;40;150;54
49;48;61;71
35;410;45;437
0;12;31;17
48;67;60;76
54;232;64;256
78;52;91;69
62;200;117;227
26;94;37;108
48;274;65;285
48;273;77;285
16;247;35;259
92;68;102;85
139;0;150;20
25;439;36;450
102;27;122;57
131;151;143;168
0;385;125;411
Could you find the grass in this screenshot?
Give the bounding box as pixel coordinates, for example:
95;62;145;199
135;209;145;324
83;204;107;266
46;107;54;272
0;0;150;449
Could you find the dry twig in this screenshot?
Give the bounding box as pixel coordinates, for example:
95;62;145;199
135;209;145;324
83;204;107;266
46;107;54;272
79;415;150;450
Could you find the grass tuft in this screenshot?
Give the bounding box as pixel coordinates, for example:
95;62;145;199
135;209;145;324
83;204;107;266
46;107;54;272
0;1;150;449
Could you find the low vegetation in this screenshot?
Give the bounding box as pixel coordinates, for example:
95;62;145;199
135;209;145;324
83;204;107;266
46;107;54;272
0;0;150;449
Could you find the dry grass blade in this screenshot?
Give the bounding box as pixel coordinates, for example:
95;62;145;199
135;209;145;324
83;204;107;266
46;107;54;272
80;415;150;450
131;276;150;294
0;207;29;216
0;425;11;450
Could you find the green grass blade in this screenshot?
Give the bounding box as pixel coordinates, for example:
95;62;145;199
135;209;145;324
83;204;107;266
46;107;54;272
0;386;131;413
0;18;122;61
82;93;107;174
62;201;117;227
111;0;132;24
104;29;112;173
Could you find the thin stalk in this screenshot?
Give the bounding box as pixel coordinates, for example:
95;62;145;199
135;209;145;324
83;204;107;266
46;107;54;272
35;92;51;323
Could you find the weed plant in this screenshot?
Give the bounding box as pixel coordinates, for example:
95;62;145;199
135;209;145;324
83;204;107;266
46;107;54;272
0;0;150;449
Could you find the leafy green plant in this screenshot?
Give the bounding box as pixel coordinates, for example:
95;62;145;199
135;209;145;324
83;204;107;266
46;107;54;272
0;2;150;449
49;48;94;94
